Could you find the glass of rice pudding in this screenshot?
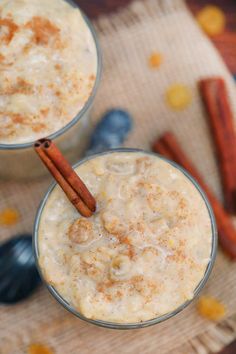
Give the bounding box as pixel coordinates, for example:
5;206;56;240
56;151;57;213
0;0;101;179
34;149;217;329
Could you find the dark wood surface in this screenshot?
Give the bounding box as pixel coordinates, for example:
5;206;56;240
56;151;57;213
77;0;236;75
187;0;236;74
75;1;236;353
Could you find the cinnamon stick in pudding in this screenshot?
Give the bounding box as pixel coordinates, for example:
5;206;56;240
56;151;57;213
199;77;236;214
34;139;96;217
152;132;236;259
42;140;96;212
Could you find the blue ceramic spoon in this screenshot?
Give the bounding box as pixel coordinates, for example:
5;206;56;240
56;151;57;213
0;235;41;304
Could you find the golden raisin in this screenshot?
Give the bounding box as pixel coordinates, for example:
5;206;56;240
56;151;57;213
28;343;54;354
110;255;131;280
0;207;20;226
196;5;226;36
68;218;93;244
197;296;226;321
166;84;192;110
168;239;175;248
148;52;163;69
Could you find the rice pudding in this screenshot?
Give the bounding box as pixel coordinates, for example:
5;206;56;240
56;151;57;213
38;151;213;323
0;0;97;144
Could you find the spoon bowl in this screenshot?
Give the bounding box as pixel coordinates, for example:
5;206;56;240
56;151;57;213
0;235;41;304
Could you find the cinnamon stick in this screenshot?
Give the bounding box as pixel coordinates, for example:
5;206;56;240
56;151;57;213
43;140;96;212
152;132;236;259
199;77;236;214
34;139;96;217
152;140;174;160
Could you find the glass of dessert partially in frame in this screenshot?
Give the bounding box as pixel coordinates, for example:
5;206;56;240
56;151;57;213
0;0;101;179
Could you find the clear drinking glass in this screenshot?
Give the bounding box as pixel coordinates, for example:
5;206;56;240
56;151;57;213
33;149;217;330
0;0;102;180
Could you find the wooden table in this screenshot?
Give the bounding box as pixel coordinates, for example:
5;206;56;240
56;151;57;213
188;0;236;74
76;1;236;353
78;0;236;75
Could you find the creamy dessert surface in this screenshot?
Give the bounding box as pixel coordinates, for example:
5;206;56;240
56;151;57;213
38;152;212;323
0;0;97;144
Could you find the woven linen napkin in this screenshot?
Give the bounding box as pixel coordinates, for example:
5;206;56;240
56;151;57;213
1;0;236;353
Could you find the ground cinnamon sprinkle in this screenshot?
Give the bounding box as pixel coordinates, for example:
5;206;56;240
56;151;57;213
40;108;49;116
0;77;33;95
54;63;62;71
0;111;48;137
0;207;20;226
12;114;25;124
25;16;60;46
122;237;135;259
0;53;5;62
32;123;47;133
55;90;61;97
0;17;18;44
89;74;96;81
23;43;32;54
105;294;112;301
97;280;115;293
167;249;186;263
16;78;33;95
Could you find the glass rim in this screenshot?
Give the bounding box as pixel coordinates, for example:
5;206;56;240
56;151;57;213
0;0;102;151
33;148;218;330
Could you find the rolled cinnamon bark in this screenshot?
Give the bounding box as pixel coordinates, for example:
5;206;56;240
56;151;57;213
199;77;236;214
34;139;96;217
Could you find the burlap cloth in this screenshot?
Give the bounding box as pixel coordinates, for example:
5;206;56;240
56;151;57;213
1;0;236;353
